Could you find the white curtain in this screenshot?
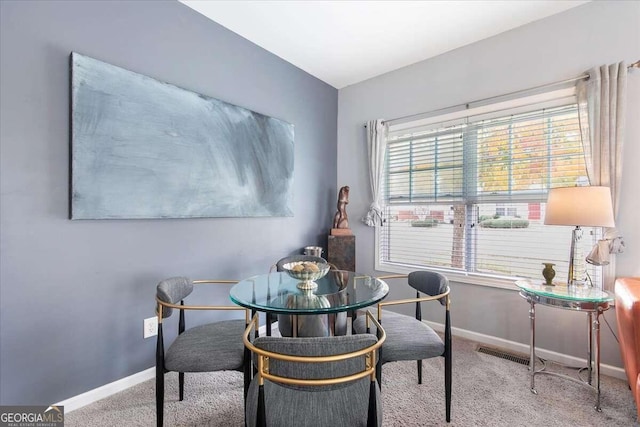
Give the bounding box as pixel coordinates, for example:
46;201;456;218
362;119;387;227
576;62;627;291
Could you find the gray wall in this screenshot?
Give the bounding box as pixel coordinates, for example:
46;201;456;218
338;0;639;369
0;1;337;404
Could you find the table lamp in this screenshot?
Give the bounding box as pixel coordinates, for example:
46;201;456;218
544;186;615;285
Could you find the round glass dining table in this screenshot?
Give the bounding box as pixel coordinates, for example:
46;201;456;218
229;270;389;337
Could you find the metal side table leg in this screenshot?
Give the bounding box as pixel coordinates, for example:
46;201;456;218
594;310;602;412
587;312;593;385
529;299;537;394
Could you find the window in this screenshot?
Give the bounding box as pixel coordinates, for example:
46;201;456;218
377;90;601;287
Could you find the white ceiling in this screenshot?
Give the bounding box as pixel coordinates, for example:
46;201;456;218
180;0;589;89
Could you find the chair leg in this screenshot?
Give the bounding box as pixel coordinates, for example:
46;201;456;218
156;366;164;427
179;372;184;401
243;346;251;427
156;367;164;427
445;351;452;422
156;326;164;427
367;379;378;427
445;310;452;422
257;384;266;427
376;321;383;388
417;359;423;384
266;313;272;336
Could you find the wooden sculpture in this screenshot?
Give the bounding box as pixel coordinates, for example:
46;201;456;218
331;186;352;236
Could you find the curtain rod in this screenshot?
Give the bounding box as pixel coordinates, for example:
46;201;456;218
365;60;639;128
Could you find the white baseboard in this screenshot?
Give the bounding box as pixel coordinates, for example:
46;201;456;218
56;367;155;413
58;322;626;413
424;320;627;381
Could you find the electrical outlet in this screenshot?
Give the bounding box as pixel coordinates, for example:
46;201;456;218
143;317;158;338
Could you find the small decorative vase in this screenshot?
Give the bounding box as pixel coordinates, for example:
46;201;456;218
542;263;556;286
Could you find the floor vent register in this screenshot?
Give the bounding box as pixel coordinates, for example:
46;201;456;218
476;345;531;366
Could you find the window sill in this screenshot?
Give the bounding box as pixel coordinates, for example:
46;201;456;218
375;261;521;291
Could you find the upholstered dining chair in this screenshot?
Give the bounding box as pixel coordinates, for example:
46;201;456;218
352;271;452;422
243;311;386;427
155;277;251;427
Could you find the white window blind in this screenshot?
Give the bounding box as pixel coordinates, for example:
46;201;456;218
378;91;601;285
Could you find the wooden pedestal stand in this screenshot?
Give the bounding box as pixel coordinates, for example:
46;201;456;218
328;228;355;271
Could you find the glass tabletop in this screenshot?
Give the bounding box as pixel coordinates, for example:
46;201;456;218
515;279;613;302
229;271;389;314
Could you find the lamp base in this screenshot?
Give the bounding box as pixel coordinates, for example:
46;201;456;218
567;226;582;286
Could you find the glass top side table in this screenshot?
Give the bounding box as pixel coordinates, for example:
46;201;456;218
515;279;614;412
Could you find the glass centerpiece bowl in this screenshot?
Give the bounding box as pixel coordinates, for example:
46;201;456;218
282;260;330;290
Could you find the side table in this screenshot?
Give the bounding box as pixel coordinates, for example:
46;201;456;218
515;279;613;411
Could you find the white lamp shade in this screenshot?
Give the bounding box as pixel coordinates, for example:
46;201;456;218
544;186;615;227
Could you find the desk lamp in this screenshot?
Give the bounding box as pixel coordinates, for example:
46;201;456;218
544;186;615;285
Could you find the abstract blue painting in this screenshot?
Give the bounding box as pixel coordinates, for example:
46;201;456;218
70;52;294;219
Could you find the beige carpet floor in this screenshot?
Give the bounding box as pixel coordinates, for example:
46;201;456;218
66;335;637;426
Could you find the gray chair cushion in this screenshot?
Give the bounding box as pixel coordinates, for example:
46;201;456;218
157;277;194;318
245;375;381;427
408;271;448;305
246;334;382;427
353;310;444;363
164;319;245;372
